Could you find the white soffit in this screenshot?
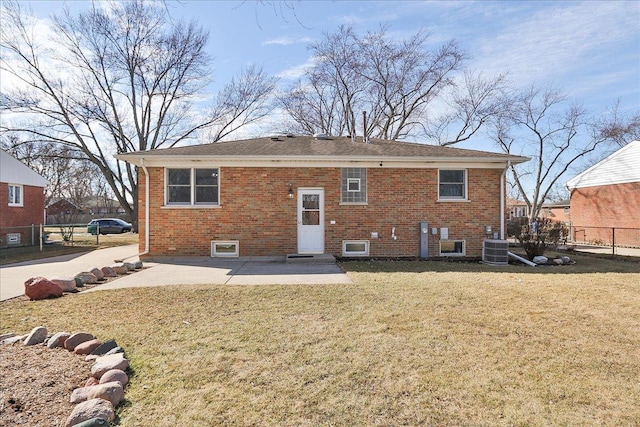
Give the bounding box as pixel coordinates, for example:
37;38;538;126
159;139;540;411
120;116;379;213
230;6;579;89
566;141;640;189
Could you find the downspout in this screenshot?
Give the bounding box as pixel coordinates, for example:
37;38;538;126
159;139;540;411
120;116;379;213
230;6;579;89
500;160;511;240
140;158;150;256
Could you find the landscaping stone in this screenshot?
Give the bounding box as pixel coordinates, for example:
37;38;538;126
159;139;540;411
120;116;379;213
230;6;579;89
104;346;124;356
24;277;64;300
90;339;118;356
76;272;98;284
91;353;129;379
50;277;77;292
111;264;128;275
1;335;26;344
47;332;71;349
123;262;136;271
72;417;109;427
85;354;99;362
100;266;117;277
99;369;128;387
74;339;102;355
532;256;548;264
73;418;109;427
90;267;105;281
85;376;100;387
133;260;143;269
74;277;85;288
65;398;115;427
0;333;15;342
64;332;95;351
70;387;91;404
86;381;125;406
23;326;48;346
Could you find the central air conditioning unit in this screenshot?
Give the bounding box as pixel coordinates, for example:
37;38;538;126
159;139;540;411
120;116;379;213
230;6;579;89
482;239;509;265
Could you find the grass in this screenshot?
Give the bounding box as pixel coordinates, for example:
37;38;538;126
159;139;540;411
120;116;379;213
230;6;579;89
1;253;639;426
0;231;137;265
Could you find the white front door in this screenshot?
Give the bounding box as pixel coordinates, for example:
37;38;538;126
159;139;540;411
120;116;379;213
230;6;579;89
297;188;324;254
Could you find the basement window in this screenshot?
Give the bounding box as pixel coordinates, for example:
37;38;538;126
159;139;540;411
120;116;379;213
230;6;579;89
439;240;465;256
211;241;239;257
342;240;369;256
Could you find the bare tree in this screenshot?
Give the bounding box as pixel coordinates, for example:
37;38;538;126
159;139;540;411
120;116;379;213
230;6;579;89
278;25;506;142
1;1;277;229
593;100;640;148
490;85;635;221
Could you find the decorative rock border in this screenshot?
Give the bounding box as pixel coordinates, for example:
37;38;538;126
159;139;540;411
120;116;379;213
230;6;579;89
1;326;130;427
23;261;143;300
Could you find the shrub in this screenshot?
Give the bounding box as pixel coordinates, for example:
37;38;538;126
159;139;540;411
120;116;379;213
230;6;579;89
510;217;568;260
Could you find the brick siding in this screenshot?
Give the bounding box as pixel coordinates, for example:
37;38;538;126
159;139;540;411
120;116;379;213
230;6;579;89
138;167;504;258
570;182;640;247
1;183;45;245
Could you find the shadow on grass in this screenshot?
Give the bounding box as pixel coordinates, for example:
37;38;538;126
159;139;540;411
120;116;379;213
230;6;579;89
339;250;640;275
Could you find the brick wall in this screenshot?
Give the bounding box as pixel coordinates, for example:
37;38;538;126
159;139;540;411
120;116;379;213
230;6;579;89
138;166;504;258
0;183;45;228
570;181;640;247
1;183;45;246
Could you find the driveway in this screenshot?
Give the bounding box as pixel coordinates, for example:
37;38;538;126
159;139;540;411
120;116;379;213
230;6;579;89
0;246;351;301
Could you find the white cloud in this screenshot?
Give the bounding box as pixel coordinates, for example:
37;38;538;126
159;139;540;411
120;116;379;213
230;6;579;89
261;36;314;46
471;1;640;87
275;57;317;80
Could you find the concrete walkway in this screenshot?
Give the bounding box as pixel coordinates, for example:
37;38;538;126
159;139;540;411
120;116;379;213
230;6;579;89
0;246;351;301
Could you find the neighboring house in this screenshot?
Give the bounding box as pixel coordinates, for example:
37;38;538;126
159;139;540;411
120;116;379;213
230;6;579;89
507;198;530;220
0;149;49;246
540;199;571;223
46;199;83;224
117;135;527;259
566;140;640;247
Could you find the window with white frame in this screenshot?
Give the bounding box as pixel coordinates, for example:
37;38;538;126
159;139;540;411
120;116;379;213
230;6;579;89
342;240;369;256
8;184;23;206
439;240;465;256
211;241;239;257
341;168;367;203
166;168;219;206
438;169;467;200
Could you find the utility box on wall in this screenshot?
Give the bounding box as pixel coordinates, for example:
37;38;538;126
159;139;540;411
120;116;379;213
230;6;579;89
420;221;429;258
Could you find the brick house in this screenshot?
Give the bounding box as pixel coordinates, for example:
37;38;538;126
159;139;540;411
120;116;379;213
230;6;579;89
0;149;49;246
117;135;527;259
566;140;640;247
540;199;571;223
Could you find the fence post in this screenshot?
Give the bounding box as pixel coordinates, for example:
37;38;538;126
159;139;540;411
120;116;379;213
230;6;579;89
40;224;43;252
612;227;616;255
96;223;99;245
31;224;35;246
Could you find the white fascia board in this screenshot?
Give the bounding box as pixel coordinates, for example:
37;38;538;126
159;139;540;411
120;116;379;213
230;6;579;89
117;155;527;169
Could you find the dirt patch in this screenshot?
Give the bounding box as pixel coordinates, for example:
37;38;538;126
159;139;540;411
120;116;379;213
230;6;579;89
0;344;90;426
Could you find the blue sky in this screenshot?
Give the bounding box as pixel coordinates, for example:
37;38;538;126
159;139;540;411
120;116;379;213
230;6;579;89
15;0;640;152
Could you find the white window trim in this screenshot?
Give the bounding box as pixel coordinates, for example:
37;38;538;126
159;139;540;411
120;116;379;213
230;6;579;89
439;240;466;257
165;168;220;207
211;240;239;257
8;184;23;207
342;240;370;256
347;178;361;192
437;169;468;201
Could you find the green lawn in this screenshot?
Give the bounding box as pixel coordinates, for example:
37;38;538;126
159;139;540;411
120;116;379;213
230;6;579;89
1;253;639;426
